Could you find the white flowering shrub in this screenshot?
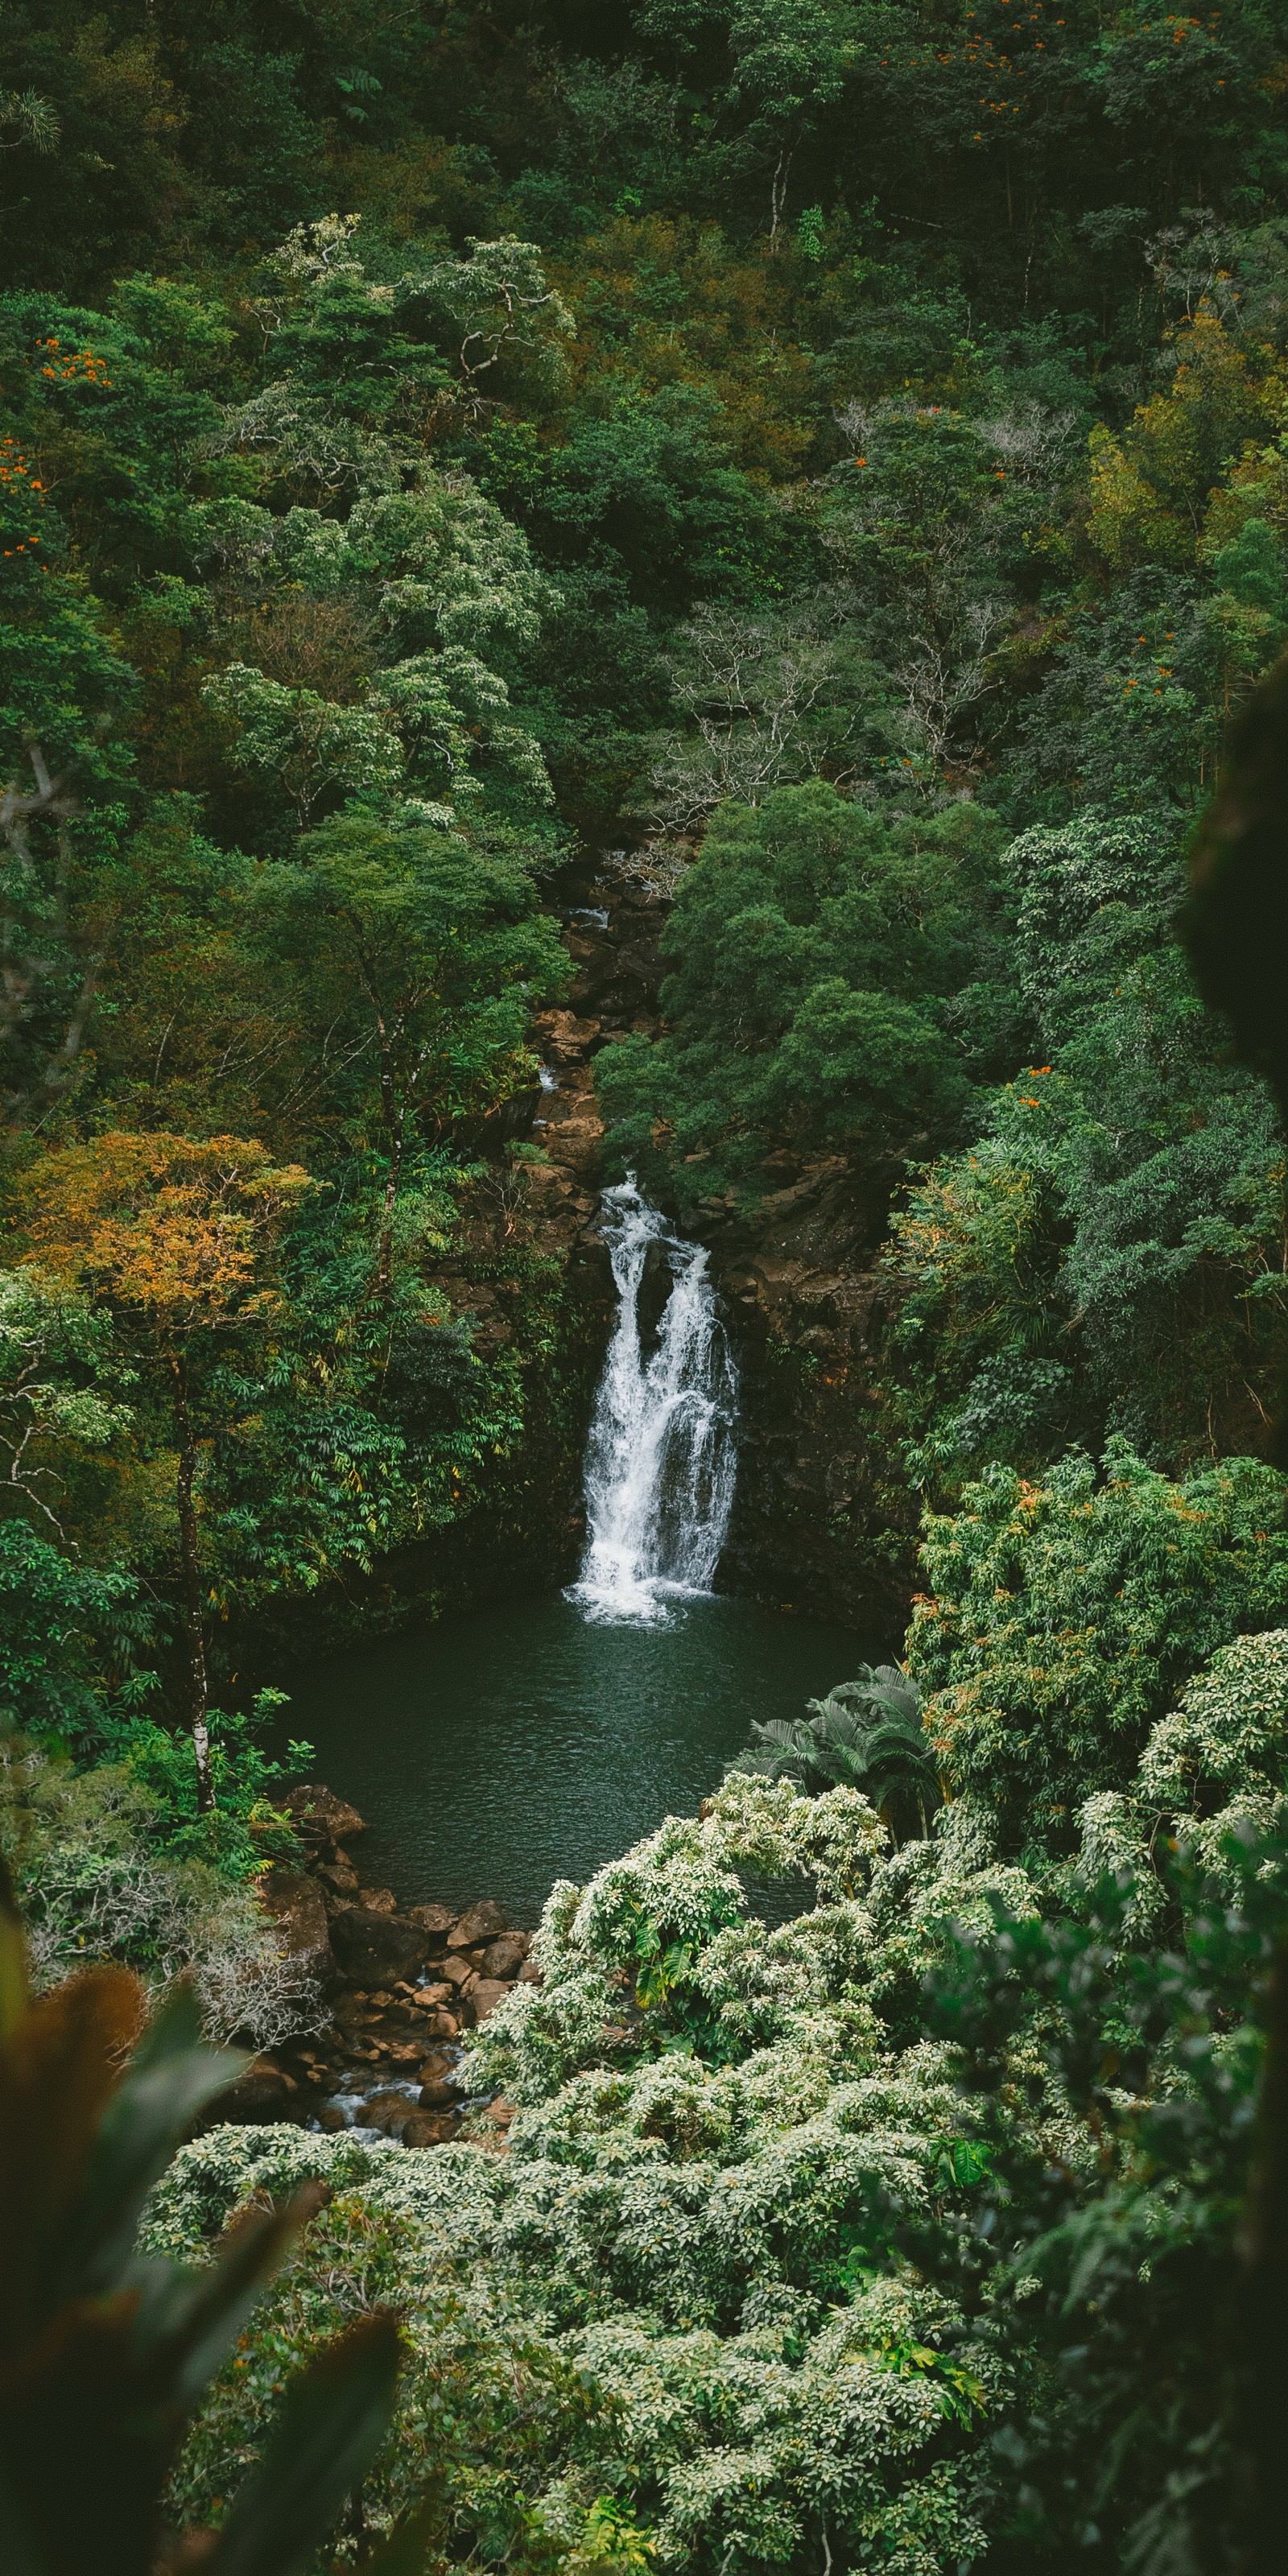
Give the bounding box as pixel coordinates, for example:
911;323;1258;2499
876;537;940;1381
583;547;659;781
145;1778;1013;2570
139;1636;1287;2574
1076;1626;1288;1913
4;1748;322;2046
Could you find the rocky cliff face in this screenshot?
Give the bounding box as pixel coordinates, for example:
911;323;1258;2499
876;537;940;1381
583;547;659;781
551;873;915;1641
693;1162;914;1637
388;879;673;1608
277;867;914;1650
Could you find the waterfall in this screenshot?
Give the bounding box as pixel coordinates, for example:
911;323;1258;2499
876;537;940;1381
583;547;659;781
570;1178;738;1622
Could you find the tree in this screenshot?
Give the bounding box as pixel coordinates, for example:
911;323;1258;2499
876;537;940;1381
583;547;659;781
254;817;566;1313
0;1520;146;1751
882;805;1288;1487
729;1661;943;1841
26;1134;312;1811
0;1263;130;1534
598;780;1005;1206
907;1439;1288;1868
200;663;403;828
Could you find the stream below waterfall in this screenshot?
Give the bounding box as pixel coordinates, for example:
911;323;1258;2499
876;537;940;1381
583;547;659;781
280;1183;883;1920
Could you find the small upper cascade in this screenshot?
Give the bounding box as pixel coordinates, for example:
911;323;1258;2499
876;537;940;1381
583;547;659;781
570;1178;738;1623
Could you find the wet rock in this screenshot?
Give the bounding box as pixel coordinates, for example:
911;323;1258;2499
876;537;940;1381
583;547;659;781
469;1978;512;2022
417;2052;456;2084
316;1861;359;1894
484;2098;516;2130
404;1903;456;1936
419;2010;459;2041
283;1783;368;1848
200;2059;301;2131
707;1155;918;1629
447;1901;508;1949
356;1888;398;1914
316;2103;346;2132
519;1961;543;1984
439;1954;475;1989
479;1934;529;1978
411;1982;452;2008
418;2075;462;2109
403;2110;458;2148
332;1992;376;2029
330;1909;426;1985
353;2091;413;2136
258;1868;334;1993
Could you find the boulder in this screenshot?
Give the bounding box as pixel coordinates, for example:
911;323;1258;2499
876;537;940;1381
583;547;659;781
439;1955;475;1990
418;2010;458;2041
469;1979;512;2023
316;1862;359;1894
353;2091;413;2136
357;1888;398;1914
330;1908;425;1985
479;1934;529;1979
403;2110;457;2148
447;1901;509;1950
200;2059;301;2130
411;1982;452;2008
332;1992;376;2029
403;1903;456;1936
417;2052;456;2085
283;1783;368;1848
417;2076;462;2109
316;2103;346;2132
258;1868;334;1992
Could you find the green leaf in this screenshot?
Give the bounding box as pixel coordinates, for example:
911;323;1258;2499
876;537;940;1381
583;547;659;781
130;2193;312;2405
362;2488;444;2576
207;2312;402;2576
70;1980;246;2298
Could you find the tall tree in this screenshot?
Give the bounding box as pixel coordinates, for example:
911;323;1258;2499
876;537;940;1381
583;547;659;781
26;1133;312;1809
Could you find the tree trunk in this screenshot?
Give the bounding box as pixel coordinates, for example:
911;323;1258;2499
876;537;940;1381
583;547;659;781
374;1105;404;1313
170;1356;214;1814
371;991;404;1319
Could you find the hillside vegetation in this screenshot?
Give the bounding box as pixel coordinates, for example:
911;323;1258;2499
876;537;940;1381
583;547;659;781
2;1;1288;2568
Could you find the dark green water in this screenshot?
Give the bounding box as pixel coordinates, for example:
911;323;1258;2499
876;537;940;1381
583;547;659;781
282;1591;880;1923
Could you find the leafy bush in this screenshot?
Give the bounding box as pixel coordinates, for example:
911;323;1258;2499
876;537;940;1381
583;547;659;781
727;1663;943;1843
149;1720;1288;2573
883;807;1287;1485
597;782;1010;1209
908;1442;1288;1866
0;1517;150;1752
1;1743;322;2047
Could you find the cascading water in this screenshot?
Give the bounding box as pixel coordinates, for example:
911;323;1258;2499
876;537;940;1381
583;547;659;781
570;1177;738;1622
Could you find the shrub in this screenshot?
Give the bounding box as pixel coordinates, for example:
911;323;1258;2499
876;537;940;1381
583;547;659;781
908;1441;1288;1866
1;1743;322;2046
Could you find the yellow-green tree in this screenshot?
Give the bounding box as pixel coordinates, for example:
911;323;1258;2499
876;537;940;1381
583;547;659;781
26;1135;312;1811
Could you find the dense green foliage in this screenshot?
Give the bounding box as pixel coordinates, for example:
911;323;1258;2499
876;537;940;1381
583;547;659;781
598;784;1009;1199
151;1618;1288;2574
5;0;1288;1753
4;2;1288;2569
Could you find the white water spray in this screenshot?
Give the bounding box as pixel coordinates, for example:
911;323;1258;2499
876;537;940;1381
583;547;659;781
570;1178;738;1622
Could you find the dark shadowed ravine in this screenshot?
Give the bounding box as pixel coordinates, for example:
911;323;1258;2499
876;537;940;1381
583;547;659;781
281;1591;879;1923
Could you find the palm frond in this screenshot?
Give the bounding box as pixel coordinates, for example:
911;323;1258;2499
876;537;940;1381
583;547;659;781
729;1666;943;1842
